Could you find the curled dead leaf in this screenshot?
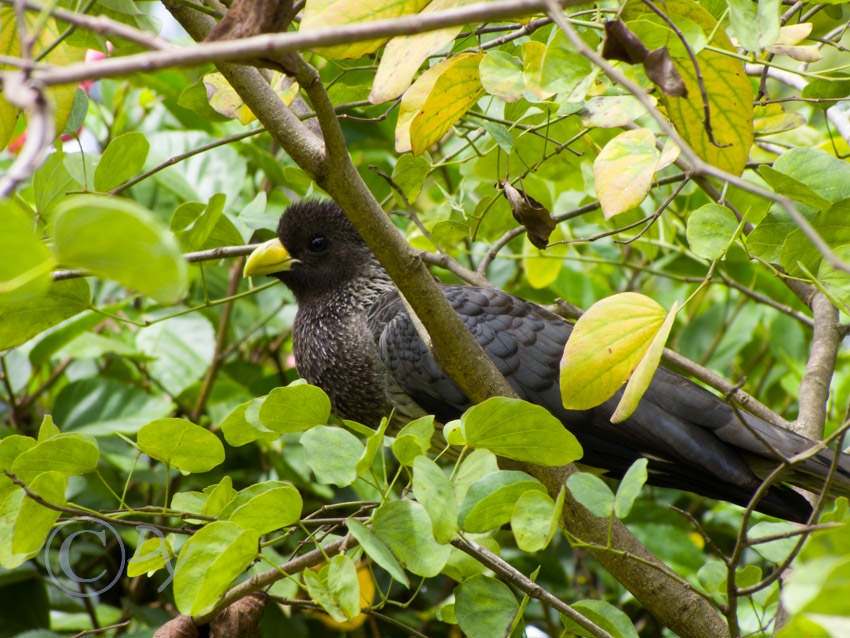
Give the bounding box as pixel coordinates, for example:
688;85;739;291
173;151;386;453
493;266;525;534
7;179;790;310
602;20;649;64
499;181;556;249
644;47;687;98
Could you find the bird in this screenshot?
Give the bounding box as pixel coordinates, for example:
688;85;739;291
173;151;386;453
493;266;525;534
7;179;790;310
243;199;850;523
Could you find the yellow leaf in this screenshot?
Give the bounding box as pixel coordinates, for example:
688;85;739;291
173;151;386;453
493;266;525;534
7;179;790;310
593;128;659;219
560;292;666;410
754;104;804;135
0;8;85;149
623;0;753;176
396;52;484;155
611;300;679;422
300;0;430;60
204;72;298;124
774;23;812;45
522;41;551;100
522;225;569;289
765;44;821;62
370;0;478;104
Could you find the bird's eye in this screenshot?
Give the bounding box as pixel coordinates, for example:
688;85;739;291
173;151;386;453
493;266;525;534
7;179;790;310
309;234;330;253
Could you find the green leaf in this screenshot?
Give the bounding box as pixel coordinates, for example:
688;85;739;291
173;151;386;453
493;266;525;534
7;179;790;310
459;470;547;533
258;384;331;433
62;87;88;135
0;490;28;568
37;415;60;441
136;315;216;395
391;153;430;203
760;165;831;211
33;151;77;217
94;132;150;192
777;613;848;638
540;30;593;97
0;278;90;351
727;0;779;52
220;398;278;447
173;521;259;615
0;199;54;300
614;458;648;518
479;50;524;103
391;415;434;465
372;500;451;577
127;535;171;577
772;148;850;204
11;433;99;480
749;521;798;563
443;419;465;446
560;292;666;410
222;481;302;534
454;575;518;638
564;599;640;638
12;471;65;555
522;225;569;289
442;535;502;583
567;472;615;518
479;119;513;154
170;194;226;251
202;476;237;517
52;194;188;303
747;210;797;262
303;554;361;623
511;489;556;552
137;418;225;473
461;397;582;466
53;377;172;435
452;449;499;506
302;426;364;486
28;307;113;367
356;416;390;476
686;204;739;259
328;554;361;620
347;519;409;587
413;456;457;543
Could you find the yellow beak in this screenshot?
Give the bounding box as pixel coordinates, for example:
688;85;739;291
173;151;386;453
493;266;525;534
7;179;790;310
243;238;297;278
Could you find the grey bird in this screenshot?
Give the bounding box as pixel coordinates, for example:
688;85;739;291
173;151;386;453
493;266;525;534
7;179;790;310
243;199;850;523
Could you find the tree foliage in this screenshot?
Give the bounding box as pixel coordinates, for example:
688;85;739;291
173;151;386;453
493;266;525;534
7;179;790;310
1;1;850;637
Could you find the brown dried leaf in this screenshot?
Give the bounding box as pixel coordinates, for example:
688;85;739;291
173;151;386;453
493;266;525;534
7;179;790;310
602;20;649;64
500;181;556;249
644;47;687;97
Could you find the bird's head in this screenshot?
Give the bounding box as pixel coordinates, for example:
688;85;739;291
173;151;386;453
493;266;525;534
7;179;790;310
243;200;388;302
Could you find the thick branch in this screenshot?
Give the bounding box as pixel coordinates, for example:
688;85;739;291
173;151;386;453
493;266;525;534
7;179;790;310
533;465;729;638
166;6;729;637
31;0;587;87
795;292;840;438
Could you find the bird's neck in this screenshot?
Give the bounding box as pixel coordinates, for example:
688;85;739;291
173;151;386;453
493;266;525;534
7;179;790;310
297;258;395;315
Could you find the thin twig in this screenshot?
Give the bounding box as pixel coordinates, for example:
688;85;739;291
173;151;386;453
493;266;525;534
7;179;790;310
451;536;616;638
1;0;173;50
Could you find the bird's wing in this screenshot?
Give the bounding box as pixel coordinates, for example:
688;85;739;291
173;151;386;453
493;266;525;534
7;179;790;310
369;285;848;521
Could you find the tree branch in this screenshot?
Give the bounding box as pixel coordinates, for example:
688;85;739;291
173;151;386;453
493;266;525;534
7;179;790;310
31;0;588;87
451;536;616;638
795;291;840;438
